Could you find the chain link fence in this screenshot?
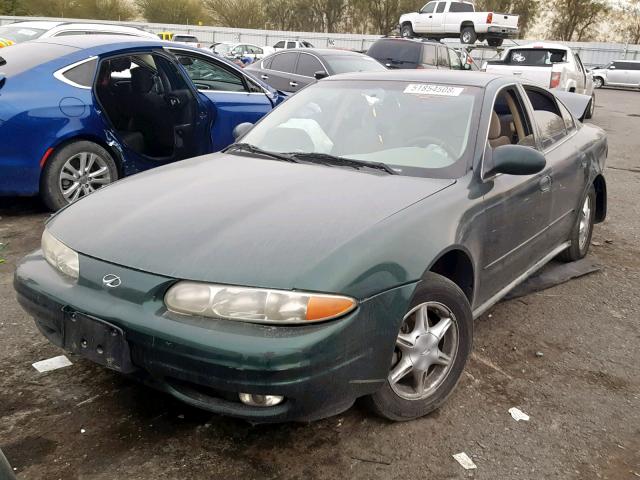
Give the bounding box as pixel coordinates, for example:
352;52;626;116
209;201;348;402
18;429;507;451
1;15;639;67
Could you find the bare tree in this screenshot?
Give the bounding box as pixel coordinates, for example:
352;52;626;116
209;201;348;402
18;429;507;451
135;0;207;24
203;0;266;29
616;0;640;44
77;0;135;20
548;0;609;41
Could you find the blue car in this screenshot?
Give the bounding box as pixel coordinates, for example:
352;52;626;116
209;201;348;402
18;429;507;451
0;36;283;209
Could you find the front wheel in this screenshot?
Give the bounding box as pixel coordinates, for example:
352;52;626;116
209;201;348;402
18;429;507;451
593;76;603;89
365;273;473;421
401;23;415;38
585;93;595;119
40;141;118;211
460;27;477;44
558;185;596;262
487;38;503;47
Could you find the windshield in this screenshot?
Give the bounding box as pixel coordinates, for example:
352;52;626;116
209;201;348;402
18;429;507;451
325;55;386;74
240;80;479;178
0;26;46;43
505;48;567;66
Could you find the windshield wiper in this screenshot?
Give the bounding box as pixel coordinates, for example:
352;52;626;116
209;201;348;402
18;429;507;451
224;143;298;163
288;152;397;175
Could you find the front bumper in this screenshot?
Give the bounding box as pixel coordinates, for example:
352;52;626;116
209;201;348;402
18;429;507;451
14;251;416;422
486;26;519;38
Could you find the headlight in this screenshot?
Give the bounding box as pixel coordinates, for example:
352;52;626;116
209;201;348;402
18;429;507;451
42;229;79;280
165;282;357;324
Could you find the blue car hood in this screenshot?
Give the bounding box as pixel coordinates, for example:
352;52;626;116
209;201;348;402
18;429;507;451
48;153;454;291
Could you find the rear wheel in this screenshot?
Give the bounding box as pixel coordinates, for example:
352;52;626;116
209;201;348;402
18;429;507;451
487;38;503;47
558;185;595;262
40;141;118;211
401;23;415;38
460;27;477;44
365;273;473;421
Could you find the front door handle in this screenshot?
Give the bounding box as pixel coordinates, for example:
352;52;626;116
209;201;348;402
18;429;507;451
261;74;269;80
289;81;298;88
539;175;552;192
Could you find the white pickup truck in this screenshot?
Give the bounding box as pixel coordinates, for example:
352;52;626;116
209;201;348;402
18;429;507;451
399;0;519;46
484;42;596;118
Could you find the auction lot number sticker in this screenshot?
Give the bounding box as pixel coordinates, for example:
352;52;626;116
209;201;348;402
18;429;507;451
404;84;464;96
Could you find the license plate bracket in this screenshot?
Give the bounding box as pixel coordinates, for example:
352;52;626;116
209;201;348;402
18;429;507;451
63;311;136;373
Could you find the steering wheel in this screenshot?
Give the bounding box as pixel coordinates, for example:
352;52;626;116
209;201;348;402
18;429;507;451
406;135;458;160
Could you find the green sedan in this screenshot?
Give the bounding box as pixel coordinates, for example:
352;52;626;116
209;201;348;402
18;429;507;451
15;71;607;422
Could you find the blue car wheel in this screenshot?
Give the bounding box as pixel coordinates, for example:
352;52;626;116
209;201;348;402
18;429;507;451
41;141;118;211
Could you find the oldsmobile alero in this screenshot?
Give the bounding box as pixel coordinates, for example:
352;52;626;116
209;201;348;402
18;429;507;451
14;71;607;422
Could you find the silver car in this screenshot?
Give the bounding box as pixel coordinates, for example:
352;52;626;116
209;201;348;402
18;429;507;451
591;60;640;89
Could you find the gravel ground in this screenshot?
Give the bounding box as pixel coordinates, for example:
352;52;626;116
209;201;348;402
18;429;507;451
1;88;639;480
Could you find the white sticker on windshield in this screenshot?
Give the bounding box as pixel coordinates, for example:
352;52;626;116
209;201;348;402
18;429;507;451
404;84;464;96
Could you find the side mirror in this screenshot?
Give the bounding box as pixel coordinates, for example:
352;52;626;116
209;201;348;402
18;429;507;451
609;65;616;69
314;70;328;80
489;144;546;176
232;122;254;140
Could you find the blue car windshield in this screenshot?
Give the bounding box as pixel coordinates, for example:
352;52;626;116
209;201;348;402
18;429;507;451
241;80;480;178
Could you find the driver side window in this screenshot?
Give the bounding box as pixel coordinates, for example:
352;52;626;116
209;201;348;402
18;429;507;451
174;54;247;92
421;2;436;13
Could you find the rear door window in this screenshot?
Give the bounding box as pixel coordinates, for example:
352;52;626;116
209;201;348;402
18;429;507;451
524;87;568;148
270;52;298;73
436;2;446;13
286;41;296;49
274;41;285;49
421;45;437;66
296;54;324;77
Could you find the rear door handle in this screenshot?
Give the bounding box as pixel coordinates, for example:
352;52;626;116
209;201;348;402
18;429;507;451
289;81;298;87
539;175;552;192
261;74;268;80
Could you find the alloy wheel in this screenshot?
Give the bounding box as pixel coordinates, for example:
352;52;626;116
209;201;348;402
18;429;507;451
462;32;471;43
389;301;459;400
594;78;603;89
578;194;592;251
59;152;112;204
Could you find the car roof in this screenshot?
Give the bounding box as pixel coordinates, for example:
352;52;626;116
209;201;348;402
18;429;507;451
3;20;65;29
28;34;164;50
285;48;367;57
327;69;505;87
374;37;449;47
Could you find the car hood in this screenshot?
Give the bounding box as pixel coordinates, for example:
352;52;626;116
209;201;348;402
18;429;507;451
48;153;454;293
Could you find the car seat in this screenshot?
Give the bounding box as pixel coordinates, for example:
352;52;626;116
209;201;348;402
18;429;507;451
489;111;511;148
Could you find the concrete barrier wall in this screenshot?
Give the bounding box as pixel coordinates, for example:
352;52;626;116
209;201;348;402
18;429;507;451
1;15;639;67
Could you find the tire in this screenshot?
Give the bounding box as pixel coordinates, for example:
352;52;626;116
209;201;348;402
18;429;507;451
365;272;473;421
460;27;477;44
401;23;415;38
487;38;503;47
40;140;118;211
593;76;603;89
585;93;595;119
558;185;596;262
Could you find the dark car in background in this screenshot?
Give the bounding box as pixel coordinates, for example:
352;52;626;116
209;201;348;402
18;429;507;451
245;48;387;93
367;37;476;70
